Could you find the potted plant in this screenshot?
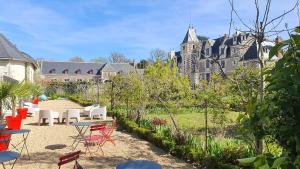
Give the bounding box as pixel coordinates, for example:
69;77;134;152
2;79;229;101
0;82;14;125
9;82;32;117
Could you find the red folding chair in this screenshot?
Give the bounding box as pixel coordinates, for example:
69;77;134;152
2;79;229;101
99;119;116;146
58;151;83;169
84;124;106;156
0;131;11;151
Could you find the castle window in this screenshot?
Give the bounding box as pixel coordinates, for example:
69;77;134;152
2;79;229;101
62;69;68;74
206;73;210;80
206;59;210;68
182;46;186;50
206;48;210;55
49;69;56;74
193;45;195;49
221;60;225;68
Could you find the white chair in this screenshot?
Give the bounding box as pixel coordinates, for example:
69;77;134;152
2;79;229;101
2;110;12;118
38;110;60;126
90;106;107;120
82;104;99;117
24;102;40;117
62;109;80;125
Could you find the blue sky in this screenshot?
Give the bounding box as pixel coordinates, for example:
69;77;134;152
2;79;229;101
0;0;298;61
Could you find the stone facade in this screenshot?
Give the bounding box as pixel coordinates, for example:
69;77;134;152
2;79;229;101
169;27;275;86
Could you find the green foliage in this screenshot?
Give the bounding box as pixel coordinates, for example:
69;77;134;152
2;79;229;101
144;59;192;108
264;28;300;159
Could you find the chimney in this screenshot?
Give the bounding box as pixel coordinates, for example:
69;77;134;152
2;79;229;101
275;36;283;44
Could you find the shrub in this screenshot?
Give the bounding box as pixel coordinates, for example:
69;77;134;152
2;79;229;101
151;117;167;126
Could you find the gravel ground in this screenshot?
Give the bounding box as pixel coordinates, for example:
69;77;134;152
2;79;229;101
8;99;193;169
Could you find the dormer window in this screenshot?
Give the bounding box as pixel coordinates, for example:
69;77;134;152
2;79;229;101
49;69;55;74
87;69;93;74
75;69;81;74
62;69;69;74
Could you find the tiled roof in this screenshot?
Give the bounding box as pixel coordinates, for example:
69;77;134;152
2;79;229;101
102;63;135;74
41;61;105;75
0;33;37;67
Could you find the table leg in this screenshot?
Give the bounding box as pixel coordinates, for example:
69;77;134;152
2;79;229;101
71;126;83;149
73;126;89;150
21;133;30;159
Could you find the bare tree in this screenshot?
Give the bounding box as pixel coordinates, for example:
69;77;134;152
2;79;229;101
69;56;84;62
109;52;130;63
149;48;167;62
226;0;299;154
91;56;108;63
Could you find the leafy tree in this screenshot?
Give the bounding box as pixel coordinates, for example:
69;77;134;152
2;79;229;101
264;28;300;160
144;59;192;130
137;59;150;69
195;73;233;151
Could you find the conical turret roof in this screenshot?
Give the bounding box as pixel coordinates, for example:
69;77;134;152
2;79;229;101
182;26;199;44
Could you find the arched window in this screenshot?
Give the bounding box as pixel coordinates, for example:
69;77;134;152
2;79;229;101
49;69;55;74
75;69;81;74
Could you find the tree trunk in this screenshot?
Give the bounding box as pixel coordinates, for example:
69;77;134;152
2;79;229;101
205;101;208;152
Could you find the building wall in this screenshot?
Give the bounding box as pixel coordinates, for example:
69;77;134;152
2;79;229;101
41;74;100;82
0;60;9;77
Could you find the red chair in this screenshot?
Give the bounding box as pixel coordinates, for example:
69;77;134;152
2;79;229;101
84;124;107;156
58;151;83;169
99;119;116;146
0;131;11;151
32;98;39;105
5;116;22;130
17;108;28;119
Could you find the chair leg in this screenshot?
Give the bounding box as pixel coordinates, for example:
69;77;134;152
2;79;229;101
2;163;5;169
49;118;53;126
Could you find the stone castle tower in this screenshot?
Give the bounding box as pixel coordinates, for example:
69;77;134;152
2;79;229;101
180;26;200;81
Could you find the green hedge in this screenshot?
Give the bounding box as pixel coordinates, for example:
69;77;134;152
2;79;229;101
68;95;93;107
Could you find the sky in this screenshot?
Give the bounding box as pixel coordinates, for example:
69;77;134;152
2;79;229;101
0;0;298;62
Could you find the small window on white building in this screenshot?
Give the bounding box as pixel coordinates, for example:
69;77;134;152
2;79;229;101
77;79;82;82
64;79;70;82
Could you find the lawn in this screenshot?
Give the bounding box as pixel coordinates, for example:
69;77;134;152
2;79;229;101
143;107;241;135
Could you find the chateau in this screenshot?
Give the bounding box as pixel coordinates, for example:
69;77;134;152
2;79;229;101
169;26;276;86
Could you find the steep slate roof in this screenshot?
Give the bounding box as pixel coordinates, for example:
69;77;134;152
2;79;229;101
41;61;105;75
182;27;199;44
102;63;135;74
0;33;37;68
240;42;258;61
